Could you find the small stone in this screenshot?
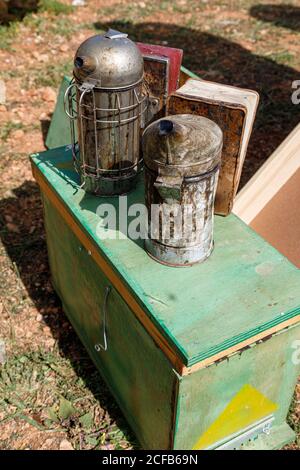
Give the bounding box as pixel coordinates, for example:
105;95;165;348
59;44;69;52
42;438;56;449
41;87;57;103
4;214;13;223
6;222;20;233
0;80;6;105
46;337;56;348
32;51;49;63
12;129;24;139
72;0;85;6
59;439;74;451
36;314;43;322
0;340;6;365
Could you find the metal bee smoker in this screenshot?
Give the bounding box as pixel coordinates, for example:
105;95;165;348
64;29;148;196
142;114;223;266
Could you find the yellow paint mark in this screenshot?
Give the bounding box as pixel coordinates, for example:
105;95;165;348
193;384;278;450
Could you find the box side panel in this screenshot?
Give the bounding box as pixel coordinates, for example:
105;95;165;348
45;76;75;149
43;193;177;450
174;327;300;450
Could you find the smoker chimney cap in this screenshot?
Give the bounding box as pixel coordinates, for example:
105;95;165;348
73;31;143;88
104;29;128;39
142;114;223;177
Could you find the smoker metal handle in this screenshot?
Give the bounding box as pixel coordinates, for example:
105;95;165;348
154;175;183;202
64;83;78;120
94;286;111;352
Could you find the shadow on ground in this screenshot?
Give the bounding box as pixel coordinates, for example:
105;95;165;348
250;4;300;31
0;0;38;24
0;180;137;448
94;20;300;188
40;116;52;145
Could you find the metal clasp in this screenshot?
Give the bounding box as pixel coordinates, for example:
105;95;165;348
94;286;111;352
64;83;78;120
154;175;183;202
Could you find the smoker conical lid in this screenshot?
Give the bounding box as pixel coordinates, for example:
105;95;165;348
142;114;223;177
73;30;144;88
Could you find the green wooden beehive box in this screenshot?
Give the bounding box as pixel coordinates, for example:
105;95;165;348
30;145;300;450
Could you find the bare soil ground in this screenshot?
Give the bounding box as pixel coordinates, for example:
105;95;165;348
0;0;299;450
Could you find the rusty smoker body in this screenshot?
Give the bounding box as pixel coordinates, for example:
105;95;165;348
142;115;223;266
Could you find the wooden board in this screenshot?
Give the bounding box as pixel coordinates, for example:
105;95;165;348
168;79;259;216
45;76;75;149
137;43;183;94
233;122;300;268
30;147;300;371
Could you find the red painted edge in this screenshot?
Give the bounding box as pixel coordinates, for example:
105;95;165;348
137;42;183;94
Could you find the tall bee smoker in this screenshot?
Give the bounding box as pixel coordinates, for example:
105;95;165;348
143;114;223;266
65;29;147;195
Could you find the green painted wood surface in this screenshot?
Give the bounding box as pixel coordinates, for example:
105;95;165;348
173;324;300;449
31;147;300;367
43;193;177;449
45;76;77;149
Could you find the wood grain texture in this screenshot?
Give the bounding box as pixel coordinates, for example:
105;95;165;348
167;94;246;215
30;147;300;370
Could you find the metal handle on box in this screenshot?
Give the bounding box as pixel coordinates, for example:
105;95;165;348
94;286;111;352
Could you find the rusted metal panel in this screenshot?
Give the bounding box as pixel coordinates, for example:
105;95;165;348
137;43;183;125
167;93;247;216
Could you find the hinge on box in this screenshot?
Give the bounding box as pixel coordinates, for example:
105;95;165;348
209;415;275;450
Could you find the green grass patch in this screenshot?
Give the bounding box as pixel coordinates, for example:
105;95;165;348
31;60;73;88
0;122;24;142
0;349;136;449
38;0;74;15
0;22;20;51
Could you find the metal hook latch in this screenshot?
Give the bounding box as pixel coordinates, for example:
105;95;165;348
154;175;183;202
94;286;111;352
64;83;78;120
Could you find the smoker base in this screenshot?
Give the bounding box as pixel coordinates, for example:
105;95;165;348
145;238;213;267
81;171;140;197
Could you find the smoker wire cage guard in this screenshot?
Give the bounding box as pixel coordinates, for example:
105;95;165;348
64;30;148;196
